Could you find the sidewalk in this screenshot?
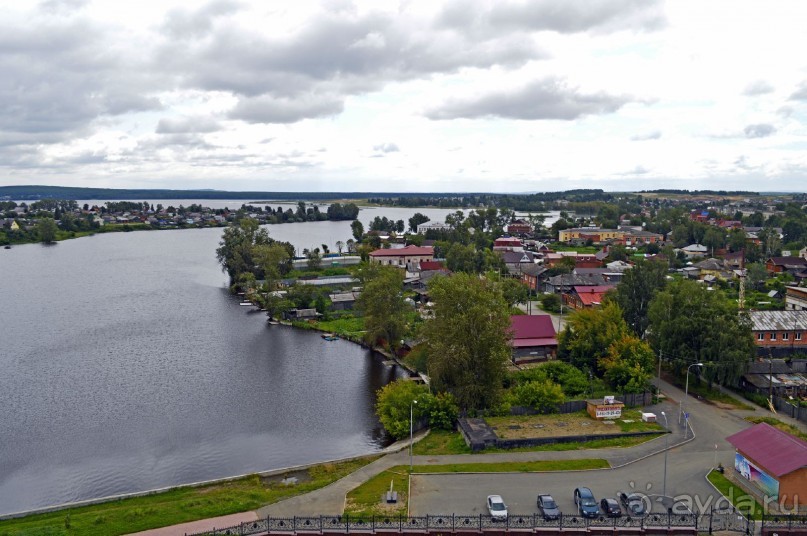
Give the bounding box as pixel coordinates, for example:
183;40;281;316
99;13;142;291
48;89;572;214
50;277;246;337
126;512;258;536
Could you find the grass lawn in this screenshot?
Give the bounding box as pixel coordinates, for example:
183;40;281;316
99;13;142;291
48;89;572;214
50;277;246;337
486;410;663;439
344;469;409;518
413;459;609;473
745;416;807;440
413;428;663;456
311;316;365;337
706;470;764;520
662;372;753;410
0;457;378;536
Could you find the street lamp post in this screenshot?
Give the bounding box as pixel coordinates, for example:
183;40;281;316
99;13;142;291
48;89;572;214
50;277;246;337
679;363;704;425
409;399;418;472
661;411;669;500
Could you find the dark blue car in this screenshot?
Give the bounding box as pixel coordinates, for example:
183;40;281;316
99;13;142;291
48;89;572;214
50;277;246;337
574;487;599;518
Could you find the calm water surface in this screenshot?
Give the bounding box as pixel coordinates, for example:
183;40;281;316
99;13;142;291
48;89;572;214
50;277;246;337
0;226;404;515
0;203;557;514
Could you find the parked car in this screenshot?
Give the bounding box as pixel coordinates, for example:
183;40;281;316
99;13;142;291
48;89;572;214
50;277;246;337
574;487;599;518
618;491;647;516
487;495;508;520
537;494;560;520
600;498;622;517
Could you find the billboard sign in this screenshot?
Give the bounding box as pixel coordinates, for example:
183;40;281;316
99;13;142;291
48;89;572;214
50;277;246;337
735;452;780;499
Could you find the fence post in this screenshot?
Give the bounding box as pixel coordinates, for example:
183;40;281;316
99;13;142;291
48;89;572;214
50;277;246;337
452;513;455;531
293;516;296;532
372;515;375;532
320;515;323;533
399;513;402;532
346;513;349;535
479;513;482;531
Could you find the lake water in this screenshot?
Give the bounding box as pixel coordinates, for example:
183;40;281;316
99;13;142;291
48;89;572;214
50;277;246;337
0;203;558;515
0;225;406;515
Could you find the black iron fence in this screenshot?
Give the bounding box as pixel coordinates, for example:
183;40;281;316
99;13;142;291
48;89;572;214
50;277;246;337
186;511;745;536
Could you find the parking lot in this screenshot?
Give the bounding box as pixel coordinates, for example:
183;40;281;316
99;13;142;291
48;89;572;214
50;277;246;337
409;472;693;516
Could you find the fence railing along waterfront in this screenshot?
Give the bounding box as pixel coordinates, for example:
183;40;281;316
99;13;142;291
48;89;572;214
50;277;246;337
186;511;755;535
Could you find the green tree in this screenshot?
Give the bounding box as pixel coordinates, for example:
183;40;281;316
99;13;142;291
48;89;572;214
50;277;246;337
558;302;631;373
500;278;529;308
306;248;322;270
424;273;511;411
540;293;561;313
216;218;271;283
648;279;754;386
422;392;459;430
351;220;364;242
599;336;655;393
375;380;430;440
356;264;406;349
409;213;430;233
253;243;290;287
511;380;565;413
612;259;667;338
36;217;58;243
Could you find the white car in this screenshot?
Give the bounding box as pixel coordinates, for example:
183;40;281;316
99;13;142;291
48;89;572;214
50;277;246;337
487;494;508;520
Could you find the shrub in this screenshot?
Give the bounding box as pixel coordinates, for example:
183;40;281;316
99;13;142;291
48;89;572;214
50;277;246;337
511;380;565;413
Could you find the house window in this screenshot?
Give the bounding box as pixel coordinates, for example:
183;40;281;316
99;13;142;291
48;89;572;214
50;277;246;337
770;333;777;341
797;332;803;341
783;333;789;341
757;333;764;341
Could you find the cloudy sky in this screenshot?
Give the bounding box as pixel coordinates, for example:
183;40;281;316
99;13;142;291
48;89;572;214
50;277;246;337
2;0;807;193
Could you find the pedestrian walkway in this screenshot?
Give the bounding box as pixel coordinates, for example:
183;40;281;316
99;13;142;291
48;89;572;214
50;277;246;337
126;512;258;536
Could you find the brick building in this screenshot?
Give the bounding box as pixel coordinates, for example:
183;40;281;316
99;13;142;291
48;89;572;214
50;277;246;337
749;310;807;357
727;422;807;508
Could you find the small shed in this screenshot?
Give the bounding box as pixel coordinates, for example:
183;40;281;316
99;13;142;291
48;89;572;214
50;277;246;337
282;308;322;321
726;422;807;507
586;397;624;420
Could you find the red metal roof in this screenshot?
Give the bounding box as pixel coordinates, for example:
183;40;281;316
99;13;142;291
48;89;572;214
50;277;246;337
510;315;557;340
726;423;807;476
420;260;445;271
369;245;434;257
512;337;558;348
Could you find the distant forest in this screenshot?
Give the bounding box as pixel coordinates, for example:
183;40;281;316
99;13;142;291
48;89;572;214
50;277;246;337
2;185;616;207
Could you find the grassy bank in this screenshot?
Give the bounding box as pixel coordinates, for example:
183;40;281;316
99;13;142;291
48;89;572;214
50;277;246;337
662;372;753;410
413;458;609;473
413;429;663;456
345;469;409;517
0;457;378;536
745;416;807;440
706;470;763;520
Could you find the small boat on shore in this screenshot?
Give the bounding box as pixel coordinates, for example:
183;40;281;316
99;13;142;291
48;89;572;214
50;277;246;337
321;334;340;341
239;301;253;306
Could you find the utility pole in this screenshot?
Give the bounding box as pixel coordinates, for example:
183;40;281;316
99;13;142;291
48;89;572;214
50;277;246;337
738;249;746;311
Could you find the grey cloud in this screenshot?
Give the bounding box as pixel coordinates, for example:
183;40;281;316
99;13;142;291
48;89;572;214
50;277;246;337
0;20;164;141
426;78;633;121
157;9;540;121
373;142;399;153
228;94;344;124
162;1;242;40
742;80;774;96
631;130;661;141
790;82;807;101
439;0;666;35
156;116;222;134
38;0;88;15
744;124;776;139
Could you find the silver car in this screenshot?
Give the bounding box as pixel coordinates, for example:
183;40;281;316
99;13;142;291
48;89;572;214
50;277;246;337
487;494;508;520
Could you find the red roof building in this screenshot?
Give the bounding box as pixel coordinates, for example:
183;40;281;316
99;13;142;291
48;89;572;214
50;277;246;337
369;245;434;269
726;422;807;506
419;260;445;272
509;315;557;363
566;285;611;309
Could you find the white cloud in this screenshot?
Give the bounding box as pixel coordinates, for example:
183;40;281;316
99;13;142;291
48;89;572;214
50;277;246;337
0;0;806;191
